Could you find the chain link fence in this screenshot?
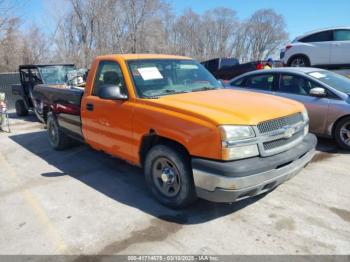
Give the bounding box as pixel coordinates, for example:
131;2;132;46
0;72;20;111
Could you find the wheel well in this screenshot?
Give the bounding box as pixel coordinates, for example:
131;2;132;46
139;130;190;167
331;115;350;138
287;54;310;66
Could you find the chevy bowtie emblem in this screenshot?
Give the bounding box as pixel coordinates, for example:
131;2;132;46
284;126;295;138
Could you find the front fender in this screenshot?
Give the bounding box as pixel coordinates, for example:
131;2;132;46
133;103;222;161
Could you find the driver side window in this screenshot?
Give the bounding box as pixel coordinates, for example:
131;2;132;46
92;61;127;96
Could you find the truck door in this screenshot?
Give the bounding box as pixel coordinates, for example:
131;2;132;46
81;60;135;162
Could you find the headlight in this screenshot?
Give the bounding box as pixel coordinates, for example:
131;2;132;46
222;144;259;161
219;125;255;140
219;125;258;160
301;109;309;122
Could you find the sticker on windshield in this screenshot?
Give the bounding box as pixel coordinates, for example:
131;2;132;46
137;67;163;80
309;72;326;79
179;64;199;70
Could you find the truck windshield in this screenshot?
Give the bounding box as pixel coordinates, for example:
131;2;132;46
38;65;75;84
127;59;222;98
308;71;350;94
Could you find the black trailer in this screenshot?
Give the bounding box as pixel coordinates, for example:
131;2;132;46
12;64;75;121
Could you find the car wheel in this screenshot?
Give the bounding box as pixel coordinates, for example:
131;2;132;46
47;113;75;150
289;56;310;67
144;144;197;208
334;117;350;150
15;100;29;117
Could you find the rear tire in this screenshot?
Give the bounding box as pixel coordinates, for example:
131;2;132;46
288;55;310;67
334;117;350;150
15;100;29;117
144;144;197;208
47;113;75;150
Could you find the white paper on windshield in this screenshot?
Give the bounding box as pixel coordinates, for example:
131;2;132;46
309;72;326;79
138;67;163;80
180;64;199;69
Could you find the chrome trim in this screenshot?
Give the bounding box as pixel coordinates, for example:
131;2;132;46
222;119;308;157
193;148;315;192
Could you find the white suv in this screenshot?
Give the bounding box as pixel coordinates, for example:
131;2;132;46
282;27;350;68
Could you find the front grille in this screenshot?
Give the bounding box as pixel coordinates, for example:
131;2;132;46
257;113;303;134
263;130;304;151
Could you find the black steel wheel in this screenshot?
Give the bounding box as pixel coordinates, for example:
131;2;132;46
152;157;181;198
144;144;197;208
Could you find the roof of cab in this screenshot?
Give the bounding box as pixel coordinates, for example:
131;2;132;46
97;54;193;61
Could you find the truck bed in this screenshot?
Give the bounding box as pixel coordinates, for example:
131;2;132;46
33;84;84;141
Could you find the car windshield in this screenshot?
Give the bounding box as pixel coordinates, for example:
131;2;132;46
127;59;222;98
38;65;75;84
308;71;350;94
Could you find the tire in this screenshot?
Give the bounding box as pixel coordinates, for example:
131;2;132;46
47;113;74;150
334;117;350;150
288;55;310;67
15;100;29;117
144;144;197;208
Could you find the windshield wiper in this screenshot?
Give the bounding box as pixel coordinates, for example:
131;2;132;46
191;86;218;92
158;89;190;95
141;89;185;98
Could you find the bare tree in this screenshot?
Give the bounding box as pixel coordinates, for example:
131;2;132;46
0;17;22;71
0;1;290;72
170;9;202;58
244;9;288;61
22;25;50;64
70;0;97;66
0;0;13;33
121;0;164;53
231;22;251;62
202;7;238;59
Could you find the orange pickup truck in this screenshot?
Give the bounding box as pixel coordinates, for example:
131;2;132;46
33;54;316;208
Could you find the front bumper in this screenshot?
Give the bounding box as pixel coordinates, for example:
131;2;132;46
192;134;317;203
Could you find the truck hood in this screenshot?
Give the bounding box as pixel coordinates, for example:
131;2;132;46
142;89;304;125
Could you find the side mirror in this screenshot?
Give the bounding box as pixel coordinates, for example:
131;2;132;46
309;87;326;97
98;84;128;100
